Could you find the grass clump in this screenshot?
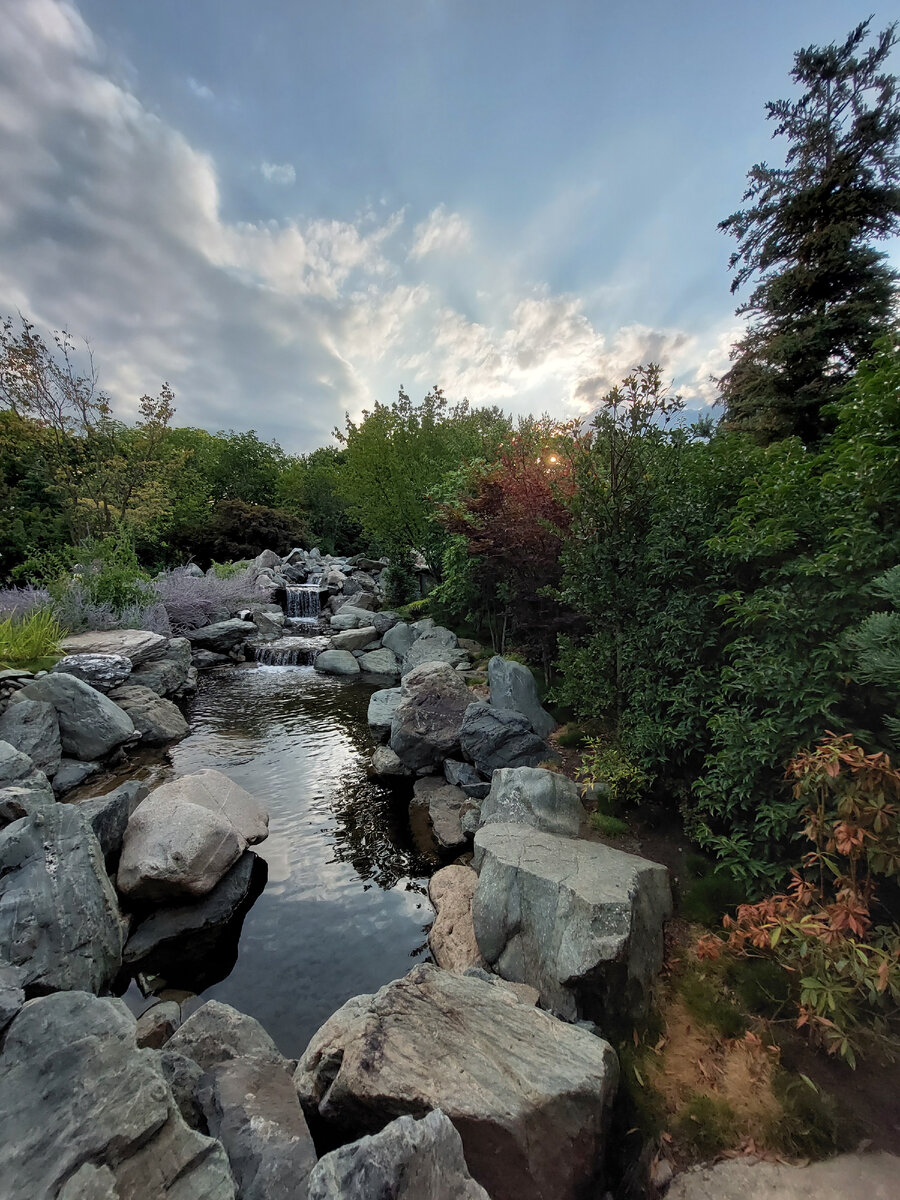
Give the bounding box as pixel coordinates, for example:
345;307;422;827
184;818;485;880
679;869;745;925
765;1070;859;1158
0;609;65;667
723;956;791;1018
678;965;747;1039
673;1093;739;1157
557;723;589;748
590;812;629;837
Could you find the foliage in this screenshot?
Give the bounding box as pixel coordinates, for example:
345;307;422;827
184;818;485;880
49;579;171;636
31;534;154;613
576;738;650;809
719;20;900;442
208;560;250;579
152;567;258;634
182;499;309;563
0;585;52;619
717;733;900;1065
0;609;65;666
275;446;363;554
589;812;629;838
846;564;900;745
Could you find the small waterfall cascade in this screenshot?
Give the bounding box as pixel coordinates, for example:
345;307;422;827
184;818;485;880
286;574;323;621
253;635;328;667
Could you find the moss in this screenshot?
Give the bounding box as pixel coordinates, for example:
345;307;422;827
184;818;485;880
766;1070;861;1158
679;871;745;926
723;956;792;1018
590;812;630;837
557;723;589;748
615;1041;666;1140
673;1092;739;1157
678;966;747;1039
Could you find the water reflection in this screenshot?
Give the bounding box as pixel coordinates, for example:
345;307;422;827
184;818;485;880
155;664;434;1055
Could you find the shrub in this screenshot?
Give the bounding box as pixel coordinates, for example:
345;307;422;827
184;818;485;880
0;585;51;619
152;567;259;634
51;579;171;635
0;609;65;666
589;812;629;837
576;739;650;808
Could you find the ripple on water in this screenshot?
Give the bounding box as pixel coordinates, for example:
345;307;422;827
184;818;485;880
132;663;434;1055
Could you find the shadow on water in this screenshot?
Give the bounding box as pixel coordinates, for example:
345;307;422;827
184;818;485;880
123;663;435;1056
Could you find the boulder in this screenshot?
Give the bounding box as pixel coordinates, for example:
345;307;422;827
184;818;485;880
107;684;190;746
0;992;234;1200
135;1001;181;1049
336;594;375;613
166;999;289;1075
344;570;377;593
0;962;27;1035
443;759;490;800
370;611;400;635
307;1109;489;1200
371;745;412;777
253;549;282;572
51;652;132;693
382;621;416;659
295;964;619;1200
411;777;473;851
480;766;584;836
0;697;62;776
0;739;55;825
250;610;285;642
428;865;484;971
314;649;361;676
192;649;233;669
358;648;400;676
118;771;267;901
0;805;123;993
459;702;554;775
60;628;169;667
160;1050;205;1130
51;757;102;795
124;852;259;968
389;662;472;771
198;1056;317;1200
473;823;672;1022
13;672;135;762
367;687;402;742
185;619;256;653
321;567;348;593
402;636;470;677
330;625;378;652
129;637;193;696
77;779;149;870
487;656;556;739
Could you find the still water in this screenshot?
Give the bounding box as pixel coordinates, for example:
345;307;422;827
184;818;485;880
151;663;434;1056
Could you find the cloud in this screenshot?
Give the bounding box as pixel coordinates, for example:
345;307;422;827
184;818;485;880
0;0;730;453
187;76;213;101
410;204;472;260
260;161;296;186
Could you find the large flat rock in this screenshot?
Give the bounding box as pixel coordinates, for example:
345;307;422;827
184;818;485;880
0;991;234;1199
60;628;169;666
0;804;123;994
473;823;672;1022
667;1153;900;1200
295;963;619;1200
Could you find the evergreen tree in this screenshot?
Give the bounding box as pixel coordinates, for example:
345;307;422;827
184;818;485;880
720;20;900;442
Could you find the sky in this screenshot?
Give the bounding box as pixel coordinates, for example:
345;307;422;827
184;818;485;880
0;0;897;452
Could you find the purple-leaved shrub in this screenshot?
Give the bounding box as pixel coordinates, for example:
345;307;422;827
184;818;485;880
152;568;259;634
0;586;52;619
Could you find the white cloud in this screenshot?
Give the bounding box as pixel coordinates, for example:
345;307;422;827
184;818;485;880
187;76;214;101
260;161;296;185
0;0;729;452
410;204;472;260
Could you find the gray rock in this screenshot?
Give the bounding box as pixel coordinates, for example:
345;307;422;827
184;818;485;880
344;570;377;593
124;852;258;967
166;999;289;1075
370;610;400;635
51;652;132;693
118;771;266;901
250;609;285;642
665;1151;900;1200
428;865;484;971
443;759;490;799
0;739;55;824
358;647;400;676
402;634;470;677
308;1109;489;1200
193;649;233;669
382;621;416;659
336;594;375;613
0;993;235;1198
410;618;436;636
0;805;123;993
330;625;378;652
480;766;584;836
136;1000;181;1048
253;549;282;572
371;745;412;777
0;962;27;1034
473;823;673;1022
108;684;190;745
389;661;472;771
411;777;473;850
487;656;556;739
51;757;102;795
160;1050;206;1130
295;963;619;1200
0;697;62;776
58;1163;119;1200
14;672;135;762
77;779;149;870
186;619;256;653
314;649;361;675
130;638;193;695
198;1056;317;1200
60;628;169;666
367;687;402;742
459;702;554;774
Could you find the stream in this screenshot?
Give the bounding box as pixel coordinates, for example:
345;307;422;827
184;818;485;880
127;662;434;1056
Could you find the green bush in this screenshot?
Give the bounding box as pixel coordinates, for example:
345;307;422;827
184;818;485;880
0;609;65;666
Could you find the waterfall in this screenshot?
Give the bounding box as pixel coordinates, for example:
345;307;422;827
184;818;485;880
254;635;328;667
286;575;322;621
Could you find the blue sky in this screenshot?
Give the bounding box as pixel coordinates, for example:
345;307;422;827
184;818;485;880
0;0;896;450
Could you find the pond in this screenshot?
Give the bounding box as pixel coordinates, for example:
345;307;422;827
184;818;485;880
129;663;435;1056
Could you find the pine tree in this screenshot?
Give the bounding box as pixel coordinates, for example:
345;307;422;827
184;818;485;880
720;21;900;443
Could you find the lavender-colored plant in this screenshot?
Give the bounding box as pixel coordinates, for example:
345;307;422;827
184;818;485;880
0;586;52;619
152;568;259;634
